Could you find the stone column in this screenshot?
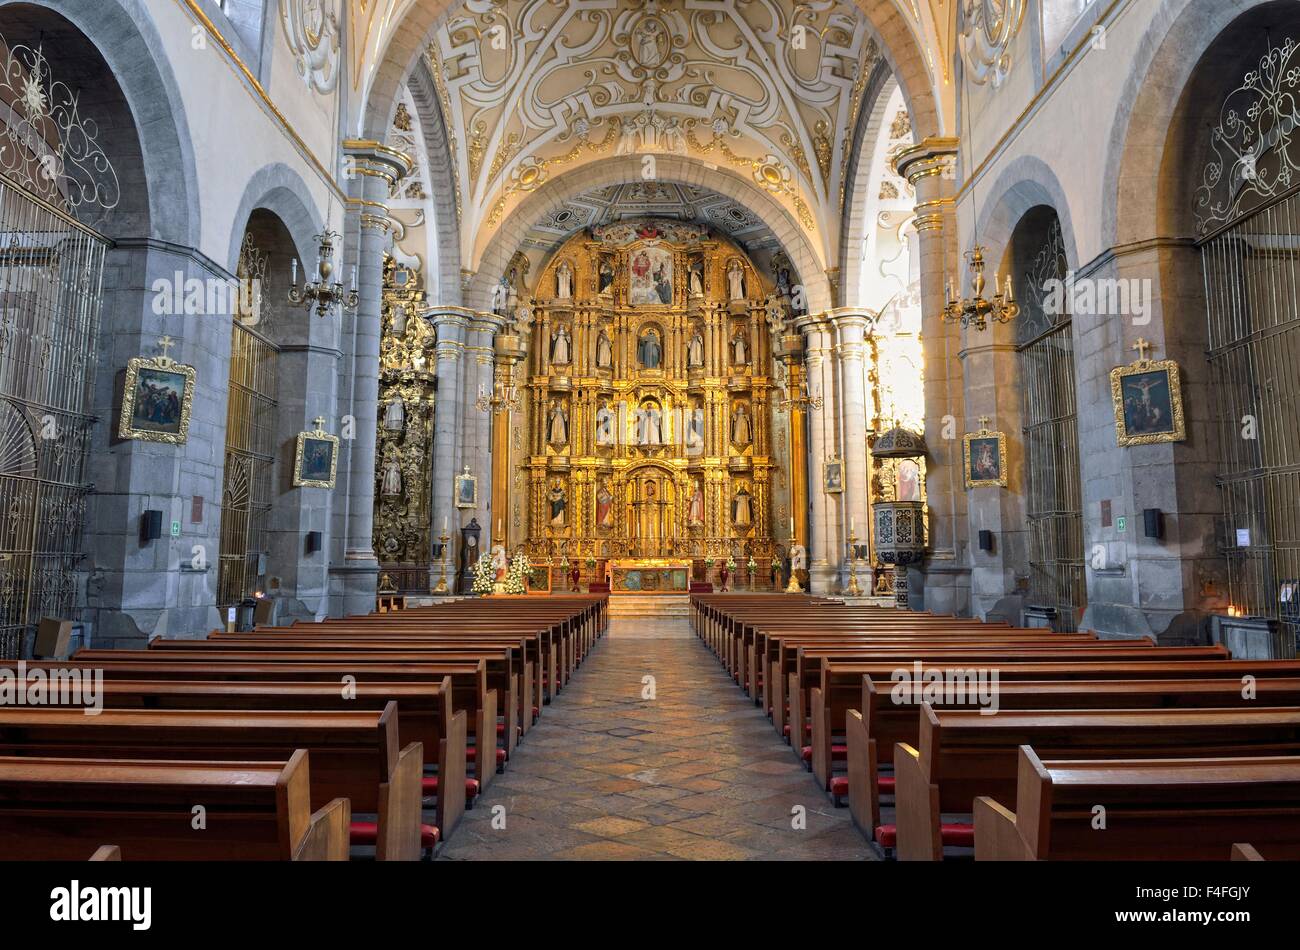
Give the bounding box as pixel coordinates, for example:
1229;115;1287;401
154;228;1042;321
428;307;469;587
462;313;502;541
490;330;524;549
799;315;840;592
830;308;873;587
329;141;412;617
894;137;969;615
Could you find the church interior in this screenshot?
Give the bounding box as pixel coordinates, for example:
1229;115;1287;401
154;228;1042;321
1;0;1300;897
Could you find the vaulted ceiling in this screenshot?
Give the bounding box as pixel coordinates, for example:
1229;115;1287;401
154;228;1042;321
424;0;884;273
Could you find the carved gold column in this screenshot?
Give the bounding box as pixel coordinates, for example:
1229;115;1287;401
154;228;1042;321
491;330;524;546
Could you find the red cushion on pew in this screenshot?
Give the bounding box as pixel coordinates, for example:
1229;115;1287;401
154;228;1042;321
879;776;895;794
420;776;481;799
349;821;440;850
873;823;975;850
466;746;508;765
830;776;848;798
800;745;847;763
532;706;540;718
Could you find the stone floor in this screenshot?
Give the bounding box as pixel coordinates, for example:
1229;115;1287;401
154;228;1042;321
437;612;877;861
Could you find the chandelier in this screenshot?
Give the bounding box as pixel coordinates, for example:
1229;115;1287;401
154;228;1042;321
475;380;523;414
943;245;1019;331
778;372;823;413
288;230;359;318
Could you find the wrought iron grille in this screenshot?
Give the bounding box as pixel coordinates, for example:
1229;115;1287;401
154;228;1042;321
0;175;105;656
217;319;277;607
1017;218;1085;631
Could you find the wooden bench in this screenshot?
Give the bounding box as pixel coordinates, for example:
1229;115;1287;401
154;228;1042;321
893;704;1300;859
0;750;349;860
973;747;1300;860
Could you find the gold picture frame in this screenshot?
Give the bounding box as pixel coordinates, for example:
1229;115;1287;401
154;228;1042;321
293;418;339;489
118;340;196;444
1110;341;1186;446
823;456;844;494
455;466;478;508
963;425;1008;488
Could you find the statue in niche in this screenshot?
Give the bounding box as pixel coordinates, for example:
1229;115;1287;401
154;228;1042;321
381;451;402;496
688;259;705;297
556;261;573;299
549;481;567;527
732;485;752;528
776;265;792;301
391;304;407;336
595;329;613;369
685;402;705;453
727;260;746;301
731;403;752;445
490;543;509;585
687;329;704;368
596;480;614;529
790;543;807;573
547;399;569;447
491;278;509;316
595;401;615;447
688;480;705;527
598;258;615;294
637;327;662;369
732;330;750;366
551;324;571;365
637;401;663;445
383;395;405;431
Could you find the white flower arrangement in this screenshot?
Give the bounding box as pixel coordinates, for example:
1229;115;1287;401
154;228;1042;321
471;552;494;594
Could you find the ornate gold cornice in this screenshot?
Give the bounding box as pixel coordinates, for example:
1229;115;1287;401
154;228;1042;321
893;136;960;185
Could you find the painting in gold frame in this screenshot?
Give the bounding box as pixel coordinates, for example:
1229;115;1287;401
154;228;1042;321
1110;352;1186;447
293;422;339;488
963;428;1008;488
455;467;478;509
118;351;196;444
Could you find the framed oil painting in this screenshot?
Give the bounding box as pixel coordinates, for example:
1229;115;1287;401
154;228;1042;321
823;457;843;494
293;423;339;489
628;245;673;306
455;467;478;508
1110;351;1185;446
118;352;196;444
963;428;1008;488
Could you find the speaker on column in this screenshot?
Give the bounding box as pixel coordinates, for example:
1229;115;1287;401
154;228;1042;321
1143;508;1164;539
140;510;163;543
977;529;994;552
305;530;322;554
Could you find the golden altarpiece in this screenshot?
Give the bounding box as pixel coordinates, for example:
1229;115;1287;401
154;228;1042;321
515;220;781;591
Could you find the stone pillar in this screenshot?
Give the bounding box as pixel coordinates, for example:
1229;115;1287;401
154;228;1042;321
428;307;469;587
489;330;524;549
779;333;810;558
462;313;502;542
894;137;969;615
799;315;840;592
329;142;411;617
830;308;873;587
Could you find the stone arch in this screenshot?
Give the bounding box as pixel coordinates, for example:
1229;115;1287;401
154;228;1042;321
972;155;1082;279
466;155;834;313
839;60;898;308
405;57;461;304
0;0;200;246
225;163;326;278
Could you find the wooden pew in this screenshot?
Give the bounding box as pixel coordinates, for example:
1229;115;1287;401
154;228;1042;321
0;750;349;860
973;747;1300;860
843;673;1300;835
0;703;426;860
894;705;1300;859
89;845;121;861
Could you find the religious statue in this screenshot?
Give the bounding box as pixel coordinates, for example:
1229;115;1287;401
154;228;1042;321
687;330;704;368
732;486;752;528
551;324;571;365
556;260;573;299
490;543;509;586
688;480;705;527
595;402;615;447
595;329;613;369
596;481;614;529
790;543;807;573
598;258;615;293
727;260;746;301
732;330;749;365
381;455;402;496
637;402;663;445
688;260;704;297
549;482;567;527
686;404;704;453
547;400;569;447
391;304;407;336
732;402;752;445
383;395;405;431
491;277;509;316
638;327;662;369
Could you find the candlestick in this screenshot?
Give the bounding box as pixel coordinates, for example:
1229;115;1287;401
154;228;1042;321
291;258;298;285
433;532;451;595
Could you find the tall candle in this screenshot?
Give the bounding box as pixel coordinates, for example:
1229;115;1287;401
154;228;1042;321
790;516;795;534
442;516;448;533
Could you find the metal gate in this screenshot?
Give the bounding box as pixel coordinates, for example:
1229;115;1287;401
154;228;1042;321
217;252;278;607
1196;35;1300;645
1017;218;1085;630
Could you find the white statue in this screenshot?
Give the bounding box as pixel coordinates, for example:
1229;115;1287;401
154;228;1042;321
381;458;402;496
548;400;568;446
689;263;704;297
732;403;752;445
732;487;752;527
595;402;615;446
638;404;662;445
595;329;613;369
687;331;704;368
551;325;571;365
391;304;407;335
383;396;405;431
688;481;705;526
727;261;746;301
789;543;807;572
490;544;509;585
686;406;704;452
556;261;573;299
732;331;749;365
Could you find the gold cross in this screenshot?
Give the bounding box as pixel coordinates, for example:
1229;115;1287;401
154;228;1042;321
313;416;326;431
1132;338;1153;362
977;415;991;429
157;335;176;360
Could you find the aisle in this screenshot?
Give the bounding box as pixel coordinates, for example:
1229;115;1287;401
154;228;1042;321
437;609;876;861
